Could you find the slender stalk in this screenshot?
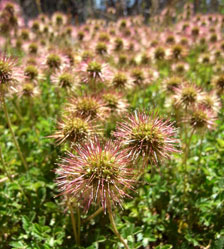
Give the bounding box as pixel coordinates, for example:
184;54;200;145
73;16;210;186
84;207;104;223
0;145;13;182
107;197;130;249
197;134;204;174
68;200;79;245
12;100;23;121
76;206;81;245
1;93;28;171
182;125;194;195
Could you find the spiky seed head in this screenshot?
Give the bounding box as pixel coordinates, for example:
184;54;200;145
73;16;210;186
114;38;124;51
199;54;210;64
68;96;108;120
58;72;73;88
166;35;175;44
170;45;185;60
220;42;224;51
24;65;38;80
191;27;199;37
0;59;12;84
102;93;118;110
47;54;61;69
120;20;127;28
180;38;188;46
188;105;216;131
154;47;165;60
28;43;38;55
209;33;217;43
102;91;128;114
172;63;189;75
131;69;144;85
118;54;127;65
77;31;84;41
141;53;150;65
174;83;200;108
49;115;97;145
42;25;49;34
21;82;35;97
151;40;158;47
31;21;40;33
95;42;107;55
114;112;179;164
4;2;15;14
164;76;182;93
199;92;221;113
0;55;20;87
20;29;29;40
112;72;128;88
98;32;110;42
212;74;224;92
55;14;63;26
56;138;134;211
81;51;93;62
87;61;102;75
0;22;10;35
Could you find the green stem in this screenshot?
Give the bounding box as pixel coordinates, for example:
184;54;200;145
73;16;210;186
84;207;104;223
77;206;81;245
197;134;204;174
1;89;28;171
107;198;130;249
182;125;194;195
12;100;23;121
0;145;13;182
68;200;79;245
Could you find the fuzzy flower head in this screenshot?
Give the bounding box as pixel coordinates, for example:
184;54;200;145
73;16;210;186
198;91;221;114
52;12;67;27
56;138;134;211
101;91;129;115
168;44;187;61
79;61;112;84
165;34;176;45
46;53;62;70
171;62;189;76
0;1;20;14
114;111;179;164
0;54;21;90
131;68;145;86
49;115;98;145
113;37;124;51
16;80;39;98
198;53;214;64
95;42;108;55
67;96;109;120
163;76;183;94
111;72;132;89
51;67;76;89
43;52;69;73
24;64;39;81
212;74;224;93
174;83;200;108
152;47;166;61
188;104;216;131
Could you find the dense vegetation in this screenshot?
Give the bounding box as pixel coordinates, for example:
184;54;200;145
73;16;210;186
0;1;224;248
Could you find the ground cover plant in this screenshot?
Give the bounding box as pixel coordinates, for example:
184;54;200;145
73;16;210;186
0;1;224;248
